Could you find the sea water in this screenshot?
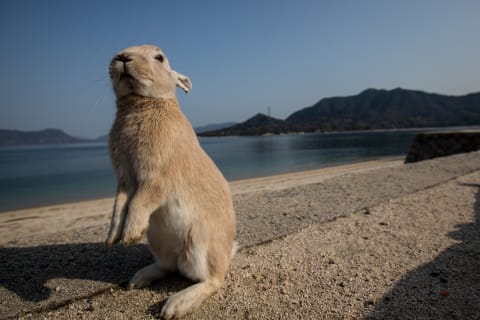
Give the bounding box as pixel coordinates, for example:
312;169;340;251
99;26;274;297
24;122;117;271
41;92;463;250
0;130;421;211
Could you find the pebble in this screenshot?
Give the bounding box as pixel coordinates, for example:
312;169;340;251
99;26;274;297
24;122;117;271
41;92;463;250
363;300;375;307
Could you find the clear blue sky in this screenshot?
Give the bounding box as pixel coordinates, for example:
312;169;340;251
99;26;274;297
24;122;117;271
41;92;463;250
1;0;479;138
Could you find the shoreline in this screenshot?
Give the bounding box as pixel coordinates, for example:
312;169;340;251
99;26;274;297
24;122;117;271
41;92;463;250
0;156;403;214
198;124;480;138
0;158;402;245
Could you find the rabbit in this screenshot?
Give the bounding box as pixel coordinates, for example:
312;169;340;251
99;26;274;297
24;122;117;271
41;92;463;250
105;45;236;319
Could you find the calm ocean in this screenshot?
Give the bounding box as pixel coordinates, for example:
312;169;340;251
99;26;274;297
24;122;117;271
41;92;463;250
0;130;423;212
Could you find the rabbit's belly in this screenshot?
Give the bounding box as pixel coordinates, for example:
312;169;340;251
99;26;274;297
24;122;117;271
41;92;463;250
146;199;198;271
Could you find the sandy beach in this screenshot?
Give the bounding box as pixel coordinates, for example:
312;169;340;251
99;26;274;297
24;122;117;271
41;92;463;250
1;153;479;319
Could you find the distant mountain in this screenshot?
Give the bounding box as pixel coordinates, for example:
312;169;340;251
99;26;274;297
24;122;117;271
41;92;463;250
199;113;293;136
286;88;480;132
95;134;109;142
5;88;480;142
200;88;480;136
0;129;86;146
194;122;237;134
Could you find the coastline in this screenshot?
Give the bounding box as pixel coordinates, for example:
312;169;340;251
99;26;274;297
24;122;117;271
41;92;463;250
198;124;480;138
0;158;402;245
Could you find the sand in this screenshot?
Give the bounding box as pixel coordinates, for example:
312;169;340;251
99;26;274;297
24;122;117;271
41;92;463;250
1;153;480;319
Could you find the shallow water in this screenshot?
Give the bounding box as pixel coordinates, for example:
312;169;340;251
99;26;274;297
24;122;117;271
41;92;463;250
0;130;422;211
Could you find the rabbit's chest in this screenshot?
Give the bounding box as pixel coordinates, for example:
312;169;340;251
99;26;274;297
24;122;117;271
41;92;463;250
114;112;164;151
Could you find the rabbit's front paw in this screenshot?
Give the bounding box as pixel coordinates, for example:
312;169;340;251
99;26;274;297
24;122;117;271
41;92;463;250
120;221;147;245
105;234;121;248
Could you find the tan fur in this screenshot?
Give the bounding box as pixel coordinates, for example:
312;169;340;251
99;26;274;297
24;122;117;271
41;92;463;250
105;45;236;319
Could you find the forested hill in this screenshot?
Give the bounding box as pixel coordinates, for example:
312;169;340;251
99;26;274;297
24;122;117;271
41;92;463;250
286;88;480;132
199;113;293;136
199;88;480;136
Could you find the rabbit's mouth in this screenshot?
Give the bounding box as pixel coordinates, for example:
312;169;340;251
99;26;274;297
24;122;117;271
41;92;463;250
120;72;135;81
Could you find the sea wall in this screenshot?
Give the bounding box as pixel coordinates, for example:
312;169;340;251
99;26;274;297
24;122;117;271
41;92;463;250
405;131;480;163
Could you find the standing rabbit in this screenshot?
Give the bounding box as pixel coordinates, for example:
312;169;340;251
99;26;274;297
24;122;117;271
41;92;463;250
105;45;236;319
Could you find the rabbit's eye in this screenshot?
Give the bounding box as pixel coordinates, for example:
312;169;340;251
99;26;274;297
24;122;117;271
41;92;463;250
155;54;164;63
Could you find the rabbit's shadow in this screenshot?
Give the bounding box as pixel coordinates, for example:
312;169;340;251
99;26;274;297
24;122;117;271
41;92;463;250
0;242;190;304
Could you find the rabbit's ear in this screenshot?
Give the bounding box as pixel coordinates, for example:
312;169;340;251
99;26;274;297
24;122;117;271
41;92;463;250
172;71;192;93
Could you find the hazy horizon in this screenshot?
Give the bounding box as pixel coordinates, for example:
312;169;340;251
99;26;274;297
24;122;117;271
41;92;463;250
1;1;479;138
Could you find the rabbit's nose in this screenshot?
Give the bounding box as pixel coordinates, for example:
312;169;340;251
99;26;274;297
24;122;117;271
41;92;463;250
114;54;133;63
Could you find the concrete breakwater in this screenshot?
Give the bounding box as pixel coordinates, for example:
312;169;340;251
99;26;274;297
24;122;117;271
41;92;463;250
405;130;480;163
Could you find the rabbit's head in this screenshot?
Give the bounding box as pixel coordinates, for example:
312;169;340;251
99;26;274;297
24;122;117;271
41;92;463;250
109;45;192;99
